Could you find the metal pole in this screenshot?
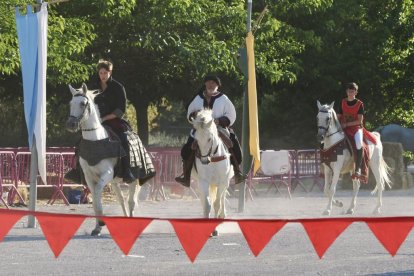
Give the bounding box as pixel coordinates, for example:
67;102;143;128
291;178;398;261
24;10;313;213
28;137;38;228
238;0;253;213
247;0;252;32
27;0;43;228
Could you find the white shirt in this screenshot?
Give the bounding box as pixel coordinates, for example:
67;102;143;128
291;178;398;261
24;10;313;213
187;91;236;136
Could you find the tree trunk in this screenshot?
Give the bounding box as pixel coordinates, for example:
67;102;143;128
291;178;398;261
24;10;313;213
134;101;149;145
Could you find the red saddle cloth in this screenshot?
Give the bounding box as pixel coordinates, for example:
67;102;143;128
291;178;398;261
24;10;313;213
347;129;377;184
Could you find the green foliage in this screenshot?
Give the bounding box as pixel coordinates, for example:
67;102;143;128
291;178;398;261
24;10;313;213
0;0;414;150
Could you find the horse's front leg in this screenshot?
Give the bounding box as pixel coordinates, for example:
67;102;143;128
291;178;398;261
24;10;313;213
346;178;360;215
323;170;341;216
82;174;103;236
198;181;211;218
91;174;113;236
323;164;331;197
90;182;105;236
214;181;229;219
323;166;343;207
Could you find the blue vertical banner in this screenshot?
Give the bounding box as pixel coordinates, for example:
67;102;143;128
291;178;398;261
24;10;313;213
15;3;48;183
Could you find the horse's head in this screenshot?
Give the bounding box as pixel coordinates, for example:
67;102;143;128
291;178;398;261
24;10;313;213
191;109;214;129
191;109;217;157
316;100;338;142
65;83;97;133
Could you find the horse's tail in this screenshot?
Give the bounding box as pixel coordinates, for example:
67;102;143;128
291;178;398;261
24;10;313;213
371;155;392;195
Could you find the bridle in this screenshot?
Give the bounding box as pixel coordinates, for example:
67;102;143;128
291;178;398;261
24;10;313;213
69;94;101;132
318;109;341;138
195;127;228;165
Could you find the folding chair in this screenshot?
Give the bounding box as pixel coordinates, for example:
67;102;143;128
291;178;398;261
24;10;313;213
257;150;292;199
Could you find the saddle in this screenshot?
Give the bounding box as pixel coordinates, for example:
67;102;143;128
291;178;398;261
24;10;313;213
320;130;374;184
217;126;233;149
218;126;243;165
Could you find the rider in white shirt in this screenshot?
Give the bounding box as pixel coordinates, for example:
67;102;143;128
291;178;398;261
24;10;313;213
175;75;245;187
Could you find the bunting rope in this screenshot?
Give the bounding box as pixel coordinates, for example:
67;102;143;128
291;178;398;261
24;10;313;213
0;209;413;262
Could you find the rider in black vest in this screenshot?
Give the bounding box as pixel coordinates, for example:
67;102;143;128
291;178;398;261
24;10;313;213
64;59;136;184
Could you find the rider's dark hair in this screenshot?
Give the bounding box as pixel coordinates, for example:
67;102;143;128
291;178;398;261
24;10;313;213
345;82;358;91
203;75;221;87
97;59;113;71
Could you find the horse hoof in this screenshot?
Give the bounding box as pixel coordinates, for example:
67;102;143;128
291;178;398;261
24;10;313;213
373;208;381;215
98;219;106;227
91;229;101;236
210;230;218;237
346;209;355;215
322;210;331;216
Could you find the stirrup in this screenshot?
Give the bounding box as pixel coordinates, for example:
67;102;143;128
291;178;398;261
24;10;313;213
351;170;362;180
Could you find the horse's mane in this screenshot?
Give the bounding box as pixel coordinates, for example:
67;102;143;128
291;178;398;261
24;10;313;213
87;91;101;119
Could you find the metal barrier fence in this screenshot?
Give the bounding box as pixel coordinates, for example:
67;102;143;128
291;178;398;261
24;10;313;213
0;147;322;207
246;149;322;200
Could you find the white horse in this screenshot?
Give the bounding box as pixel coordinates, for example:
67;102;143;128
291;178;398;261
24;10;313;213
316;101;391;215
66;84;141;236
190;109;233;221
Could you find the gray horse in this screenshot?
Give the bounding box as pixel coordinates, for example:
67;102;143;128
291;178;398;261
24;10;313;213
376;124;414;152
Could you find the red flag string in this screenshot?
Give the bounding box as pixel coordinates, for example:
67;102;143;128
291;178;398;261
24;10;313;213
0;209;413;262
36;213;86;257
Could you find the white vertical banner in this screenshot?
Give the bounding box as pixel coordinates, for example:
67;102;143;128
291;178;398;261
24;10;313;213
36;3;48;184
16;3;48;185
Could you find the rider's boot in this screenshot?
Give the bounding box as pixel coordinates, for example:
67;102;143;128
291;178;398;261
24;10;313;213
352;149;363;179
175;151;195;187
121;156;136;184
229;148;246;184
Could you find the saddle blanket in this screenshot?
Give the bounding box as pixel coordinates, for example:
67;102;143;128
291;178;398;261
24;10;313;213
78;129;156;184
260;150;291;175
79;137;125;166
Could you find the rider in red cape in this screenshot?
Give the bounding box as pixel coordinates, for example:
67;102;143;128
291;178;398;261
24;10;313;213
175;74;245;187
337;82;376;179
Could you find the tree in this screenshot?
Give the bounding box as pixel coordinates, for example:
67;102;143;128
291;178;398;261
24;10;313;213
0;1;96;145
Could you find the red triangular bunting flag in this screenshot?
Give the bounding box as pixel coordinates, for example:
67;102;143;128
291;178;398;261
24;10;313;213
366;219;414;256
301;219;352;258
0;212;25;241
102;217;153;255
238;220;286;256
169;219;222;262
36;214;85;257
